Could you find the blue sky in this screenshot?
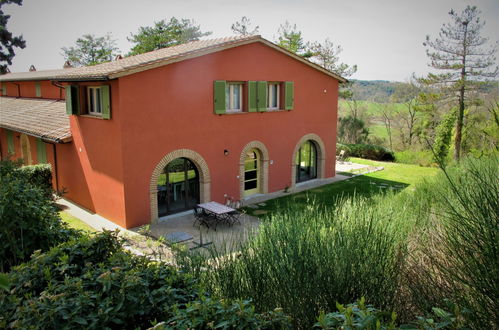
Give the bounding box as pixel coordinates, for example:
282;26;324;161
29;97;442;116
3;0;499;81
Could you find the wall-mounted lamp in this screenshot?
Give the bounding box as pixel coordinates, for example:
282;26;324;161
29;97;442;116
224;149;229;156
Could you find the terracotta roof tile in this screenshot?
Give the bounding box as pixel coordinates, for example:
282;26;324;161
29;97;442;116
0;35;346;82
0;97;71;143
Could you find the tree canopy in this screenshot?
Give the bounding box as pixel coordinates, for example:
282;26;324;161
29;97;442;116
0;0;26;74
422;5;498;160
128;17;212;56
61;33;119;67
231;16;259;36
276;21;310;57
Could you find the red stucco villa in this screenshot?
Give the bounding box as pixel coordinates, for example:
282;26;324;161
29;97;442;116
0;35;346;229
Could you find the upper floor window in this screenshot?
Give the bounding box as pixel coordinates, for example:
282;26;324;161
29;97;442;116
225;83;243;112
87;86;103;115
267;83;280;110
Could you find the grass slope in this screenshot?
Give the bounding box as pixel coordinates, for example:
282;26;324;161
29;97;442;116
59;211;97;232
244;158;439;217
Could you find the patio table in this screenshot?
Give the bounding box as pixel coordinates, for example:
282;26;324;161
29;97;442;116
197;202;238;229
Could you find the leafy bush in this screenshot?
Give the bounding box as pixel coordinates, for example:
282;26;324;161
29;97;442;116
0;160;76;272
176;197;411;328
16;163;53;198
394;150;434;167
157;298;291;329
0;231;291;329
314;298;397;329
403;156;499;328
337;143;395;161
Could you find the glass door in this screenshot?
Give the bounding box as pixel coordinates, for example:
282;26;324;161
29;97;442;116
296;141;317;183
244;149;260;197
157;158;199;216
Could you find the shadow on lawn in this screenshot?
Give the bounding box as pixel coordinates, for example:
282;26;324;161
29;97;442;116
243;176;409;218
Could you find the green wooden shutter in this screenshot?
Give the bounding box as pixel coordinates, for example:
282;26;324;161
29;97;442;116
257;81;267;112
35;82;41;97
6;130;14;154
36;138;47;163
213;80;226;114
101;85;111;120
65;85;80;115
1;83;6;96
247;81;258;112
285;81;294;110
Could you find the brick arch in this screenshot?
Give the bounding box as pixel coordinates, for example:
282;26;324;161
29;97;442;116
149;149;211;223
239;140;269;199
291;133;326;187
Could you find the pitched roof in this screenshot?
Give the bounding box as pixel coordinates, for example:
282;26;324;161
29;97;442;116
0;97;71;143
0;35;347;83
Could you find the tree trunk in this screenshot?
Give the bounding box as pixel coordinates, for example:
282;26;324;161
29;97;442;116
454;22;468;162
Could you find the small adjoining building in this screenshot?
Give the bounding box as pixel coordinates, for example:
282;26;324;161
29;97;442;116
0;35;345;229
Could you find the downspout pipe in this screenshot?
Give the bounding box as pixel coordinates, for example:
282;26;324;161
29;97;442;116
51;81;65;100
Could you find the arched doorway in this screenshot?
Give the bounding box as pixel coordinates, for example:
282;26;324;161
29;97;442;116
295;140;318;183
20;134;32;165
243;148;261;197
157;157;200;216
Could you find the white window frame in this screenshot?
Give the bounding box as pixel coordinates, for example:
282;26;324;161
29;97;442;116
267;82;280;110
87;86;103;116
226;83;243;113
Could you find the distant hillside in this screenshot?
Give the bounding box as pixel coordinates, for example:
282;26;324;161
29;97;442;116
349;80;399;102
349;79;499;102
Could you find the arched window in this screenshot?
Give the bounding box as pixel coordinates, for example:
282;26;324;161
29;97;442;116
157;157;199;216
295;140;317;183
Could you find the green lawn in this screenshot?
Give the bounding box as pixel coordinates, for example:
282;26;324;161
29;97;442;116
349;157;439;186
243;158;440;217
59;211;97;232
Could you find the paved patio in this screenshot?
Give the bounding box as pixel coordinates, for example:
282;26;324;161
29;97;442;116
59;162;383;252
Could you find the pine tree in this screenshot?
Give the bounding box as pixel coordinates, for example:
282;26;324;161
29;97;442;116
422;6;498;161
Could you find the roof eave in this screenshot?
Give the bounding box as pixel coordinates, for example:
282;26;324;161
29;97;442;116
0;124;72;144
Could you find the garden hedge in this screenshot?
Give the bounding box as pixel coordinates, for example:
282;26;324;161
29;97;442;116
337;143;395;161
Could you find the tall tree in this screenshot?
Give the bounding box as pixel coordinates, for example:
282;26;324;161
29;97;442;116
128;17;212;56
0;0;26;74
390;78;423;147
276;21;310;57
422;6;498;161
308;38;357;77
231;16;259;36
62;33;119;67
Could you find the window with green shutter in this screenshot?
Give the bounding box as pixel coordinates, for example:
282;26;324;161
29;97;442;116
35;82;41;98
256;81;267;112
1;83;6;96
247;81;257;112
101;85;111;119
36;138;47;163
65;85;80;115
213;80;226;114
5;130;16;155
284;81;294;110
6;130;14;154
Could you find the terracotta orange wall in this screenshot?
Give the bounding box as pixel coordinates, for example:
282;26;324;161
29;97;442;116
59;80;127;226
0;129;57;189
118;42;339;228
2;80;63;99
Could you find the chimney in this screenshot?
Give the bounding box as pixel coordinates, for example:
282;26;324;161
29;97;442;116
29;65;36;71
63;61;73;69
114;55;123;60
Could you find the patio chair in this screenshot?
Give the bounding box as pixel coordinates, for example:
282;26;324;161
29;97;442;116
226;200;243;225
336;149;346;163
193;206;216;230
